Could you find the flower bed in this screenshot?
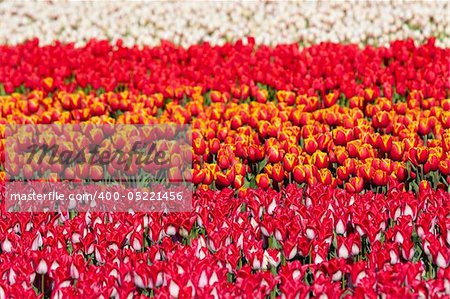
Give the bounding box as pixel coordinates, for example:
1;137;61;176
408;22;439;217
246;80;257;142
0;186;449;297
0;39;449;297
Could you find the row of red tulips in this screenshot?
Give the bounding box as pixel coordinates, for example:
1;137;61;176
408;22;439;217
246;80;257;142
0;38;448;100
0;184;449;297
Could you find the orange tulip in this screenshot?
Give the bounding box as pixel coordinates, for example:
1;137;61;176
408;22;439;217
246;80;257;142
424;153;440;173
217;153;230;170
409;146;429;165
337;166;350;181
376;135;392;153
312;151;329;169
27;99;40;114
193;137;206;155
248;145;264;163
304;138;318;155
390;141;404;161
256;173;271;190
293;165;306;184
372;169;387;186
345;177;364;193
215;168;235;188
358;144;374;160
317;169;333;185
372;111;391;128
333;128;348;146
276;91;295;105
271;163;285;182
266;146;282;164
349;96;364;109
256;89;268;103
418;118;433;136
192;168;206;185
324;92;338;107
282;153;298;172
234;175;244;189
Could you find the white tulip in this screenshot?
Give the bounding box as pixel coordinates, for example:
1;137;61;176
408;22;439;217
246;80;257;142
0;1;447;47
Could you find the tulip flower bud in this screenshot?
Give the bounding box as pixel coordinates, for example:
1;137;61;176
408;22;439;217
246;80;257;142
356;164;372;181
439;160;450;175
256;89;268;103
312;151;329;169
419;180;431;194
217;153;230;170
193;137;206;155
333;148;347;166
248;145;264;162
372;111;391;128
424;154;440;173
90;101;106;116
266;146;282;164
304;138;318;155
440;111;450;129
282;153;297;172
409;146;429;166
215;169;233;189
349;96;364;109
234;175;244;189
418;118;433;136
317;169;333;185
36;259;48;275
325;112;339;127
373;169;387;186
289;109;300;126
27;99;40;114
256;173;271;190
192;169;205;185
324;92;338;107
376;135;393;153
316;132;332;151
333;128;348;146
276;91;296;105
292;165;306;184
306;96;320;112
390;141;404;161
271;163;285;183
346;140;361;158
235;142;247;159
358;144;374;160
230;116;243;130
364;88;376;102
202;169;214;185
337;166;350;181
345;177;364;193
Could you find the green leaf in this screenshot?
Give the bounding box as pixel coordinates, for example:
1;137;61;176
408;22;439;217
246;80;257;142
204;91;212;106
258;158;267;173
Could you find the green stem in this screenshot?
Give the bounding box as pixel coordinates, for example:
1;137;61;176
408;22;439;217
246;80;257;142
41;274;45;295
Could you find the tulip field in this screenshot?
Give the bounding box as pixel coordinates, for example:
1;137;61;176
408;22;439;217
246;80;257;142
0;1;450;298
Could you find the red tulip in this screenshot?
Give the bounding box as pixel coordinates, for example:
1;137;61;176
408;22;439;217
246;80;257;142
256;173;271;190
409;146;429;165
304;138;318;155
345;177;364;193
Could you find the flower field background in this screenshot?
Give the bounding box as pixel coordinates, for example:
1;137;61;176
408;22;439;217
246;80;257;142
0;1;449;298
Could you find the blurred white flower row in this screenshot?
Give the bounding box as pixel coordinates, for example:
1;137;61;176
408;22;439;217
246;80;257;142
0;0;448;47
